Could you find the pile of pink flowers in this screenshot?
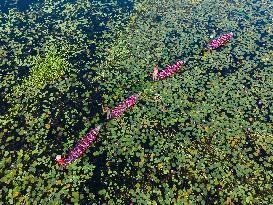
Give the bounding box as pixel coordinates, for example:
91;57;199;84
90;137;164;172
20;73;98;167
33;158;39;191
108;94;140;119
208;32;233;49
153;60;186;81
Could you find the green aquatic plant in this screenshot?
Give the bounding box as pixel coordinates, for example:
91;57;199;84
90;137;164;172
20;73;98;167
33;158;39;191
0;0;136;204
1;0;273;204
94;0;273;204
13;48;69;97
0;46;71;126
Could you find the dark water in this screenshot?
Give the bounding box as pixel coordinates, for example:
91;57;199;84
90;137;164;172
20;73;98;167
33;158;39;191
0;0;38;12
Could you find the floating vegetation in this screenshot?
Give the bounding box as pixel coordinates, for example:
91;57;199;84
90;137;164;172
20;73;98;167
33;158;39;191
13;47;69;97
0;0;273;204
93;0;273;204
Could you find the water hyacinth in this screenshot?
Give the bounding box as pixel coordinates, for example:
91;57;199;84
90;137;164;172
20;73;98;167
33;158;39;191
208;32;234;49
153;60;185;81
107;93;140;119
56;125;102;167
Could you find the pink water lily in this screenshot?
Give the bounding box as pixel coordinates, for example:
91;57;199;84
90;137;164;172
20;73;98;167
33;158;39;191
208;32;233;49
153;60;185;81
108;94;140;119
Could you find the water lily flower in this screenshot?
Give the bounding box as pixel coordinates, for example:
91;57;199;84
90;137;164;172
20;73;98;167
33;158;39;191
208;32;234;49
